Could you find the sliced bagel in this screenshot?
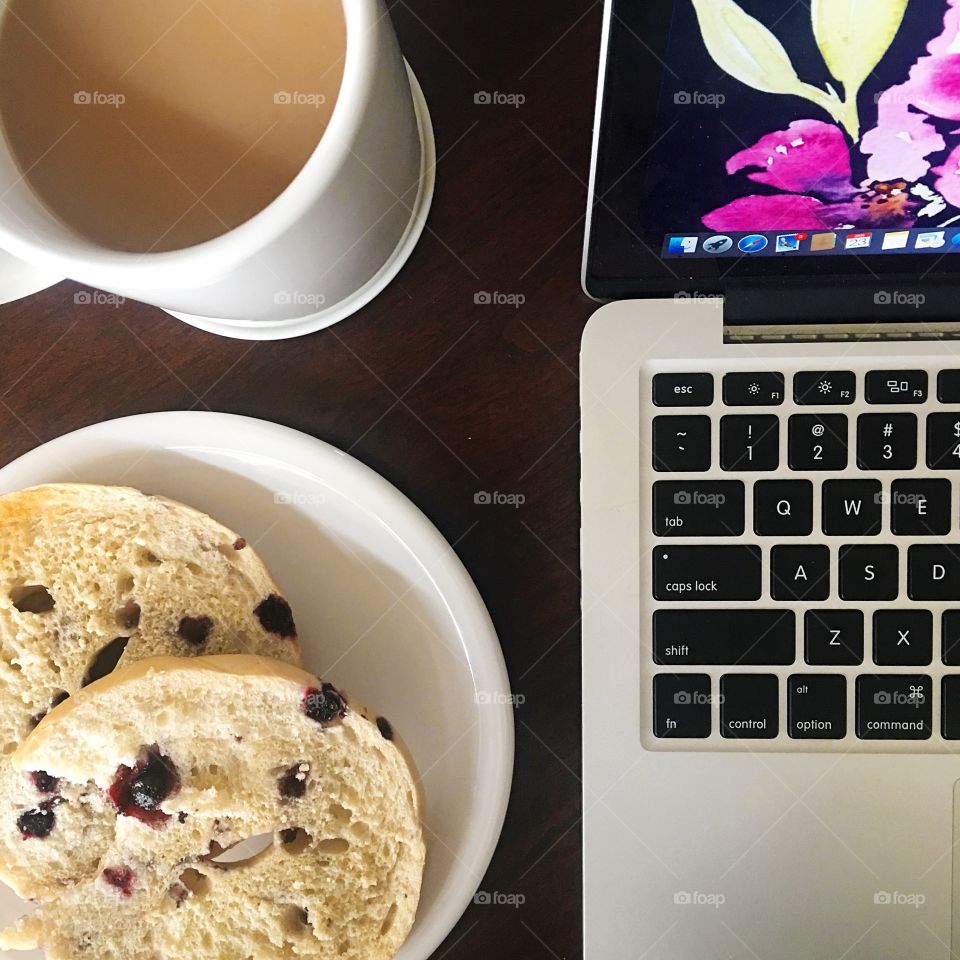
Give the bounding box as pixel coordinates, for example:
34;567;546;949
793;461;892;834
0;655;424;960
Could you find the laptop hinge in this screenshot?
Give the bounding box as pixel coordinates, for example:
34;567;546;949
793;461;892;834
723;279;960;343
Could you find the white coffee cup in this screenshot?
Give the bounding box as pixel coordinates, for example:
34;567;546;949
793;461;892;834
0;0;434;340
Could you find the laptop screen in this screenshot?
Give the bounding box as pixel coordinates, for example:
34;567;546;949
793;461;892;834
585;0;960;298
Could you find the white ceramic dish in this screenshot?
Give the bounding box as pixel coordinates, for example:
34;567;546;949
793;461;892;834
0;412;513;960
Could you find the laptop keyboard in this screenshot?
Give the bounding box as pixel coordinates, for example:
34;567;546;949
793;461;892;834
646;363;960;749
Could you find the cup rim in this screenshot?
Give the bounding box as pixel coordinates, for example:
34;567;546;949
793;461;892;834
0;0;374;287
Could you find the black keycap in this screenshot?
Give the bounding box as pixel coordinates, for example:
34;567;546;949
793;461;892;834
857;414;917;471
942;676;960;740
723;372;785;406
873;610;933;666
788;674;846;739
720;416;779;471
909;545;960;600
721;674;778;739
653;610;795;666
856;674;931;740
794;371;856;406
805;610;864;666
652;481;744;537
839;545;899;600
890;479;951;536
822;480;882;536
653;674;711;738
938;370;960;404
927;414;960;470
652;416;711;473
754;480;813;536
866;370;928;405
771;545;830;601
789;415;847;471
943;611;960;666
653;546;761;601
653;373;714;408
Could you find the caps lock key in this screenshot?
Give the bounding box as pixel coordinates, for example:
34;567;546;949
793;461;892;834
653;545;761;601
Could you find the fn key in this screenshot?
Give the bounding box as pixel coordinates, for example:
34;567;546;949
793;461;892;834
653;674;711;738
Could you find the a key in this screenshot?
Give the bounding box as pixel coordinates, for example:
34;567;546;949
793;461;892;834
943;611;960;666
873;609;933;666
788;414;847;471
653;674;711;738
653;373;714;408
788;674;846;739
652;416;711;473
771;545;830;601
652;610;795;665
927;414;960;470
720;674;778;739
866;369;928;404
653;546;761;601
805;609;864;666
723;372;784;406
857;414;917;471
822;479;881;536
890;479;951;536
938;370;960;404
856;674;932;740
839;545;899;600
794;371;856;406
754;480;813;536
908;545;960;600
720;416;779;471
652;481;744;537
941;676;960;739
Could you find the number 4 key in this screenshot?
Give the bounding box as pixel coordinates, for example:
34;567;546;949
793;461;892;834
928;415;960;469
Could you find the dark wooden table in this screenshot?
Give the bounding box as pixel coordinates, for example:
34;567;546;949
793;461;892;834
0;2;601;956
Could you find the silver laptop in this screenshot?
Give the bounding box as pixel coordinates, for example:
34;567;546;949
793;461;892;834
581;2;960;958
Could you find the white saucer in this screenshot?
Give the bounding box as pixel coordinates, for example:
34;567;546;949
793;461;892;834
0;412;513;960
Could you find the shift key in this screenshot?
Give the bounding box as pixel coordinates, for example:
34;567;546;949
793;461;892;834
653;545;761;601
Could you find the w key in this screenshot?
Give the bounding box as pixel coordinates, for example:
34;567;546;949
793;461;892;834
652;482;744;537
